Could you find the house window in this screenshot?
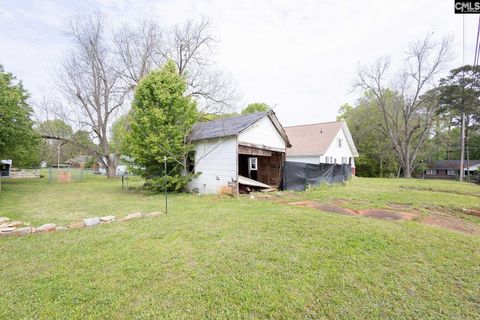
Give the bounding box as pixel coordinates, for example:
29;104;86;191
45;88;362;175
426;169;436;175
249;157;258;170
342;157;348;164
447;169;456;176
338;139;343;148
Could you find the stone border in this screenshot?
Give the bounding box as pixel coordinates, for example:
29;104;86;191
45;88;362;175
0;211;164;238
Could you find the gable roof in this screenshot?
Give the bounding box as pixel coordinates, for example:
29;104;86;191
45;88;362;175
285;121;359;157
427;160;480;170
188;111;291;147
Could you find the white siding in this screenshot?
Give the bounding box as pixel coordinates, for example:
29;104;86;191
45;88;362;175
238;117;286;151
188;137;237;194
286;155;320;164
323;128;356;167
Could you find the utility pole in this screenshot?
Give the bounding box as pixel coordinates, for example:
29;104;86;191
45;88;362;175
459;112;466;182
164;155;168;214
460;14;465;182
57;144;61;169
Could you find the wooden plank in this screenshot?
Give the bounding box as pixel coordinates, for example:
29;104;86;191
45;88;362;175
238;142;285;153
238;175;271;188
238;145;272;156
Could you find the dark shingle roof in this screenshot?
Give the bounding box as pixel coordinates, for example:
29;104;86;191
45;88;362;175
188;112;268;141
427;160;480;169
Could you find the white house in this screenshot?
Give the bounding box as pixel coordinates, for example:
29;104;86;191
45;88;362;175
187;111;291;194
284;121;359;174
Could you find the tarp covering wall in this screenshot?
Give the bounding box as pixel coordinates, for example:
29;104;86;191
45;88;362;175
282;161;352;191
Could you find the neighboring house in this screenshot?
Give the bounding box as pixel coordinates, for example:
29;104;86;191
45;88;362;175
284;121;359;175
187;111;291;194
424;160;480;180
66;155;91;169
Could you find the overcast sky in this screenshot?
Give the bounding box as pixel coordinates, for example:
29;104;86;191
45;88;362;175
0;0;478;126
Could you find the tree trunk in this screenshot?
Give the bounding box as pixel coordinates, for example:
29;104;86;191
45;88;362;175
106;156;117;178
404;162;412;178
379;157;383;178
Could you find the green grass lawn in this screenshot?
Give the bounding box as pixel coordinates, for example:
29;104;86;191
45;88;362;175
0;176;479;319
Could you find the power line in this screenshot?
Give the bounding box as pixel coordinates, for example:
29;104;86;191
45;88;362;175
475;16;480;66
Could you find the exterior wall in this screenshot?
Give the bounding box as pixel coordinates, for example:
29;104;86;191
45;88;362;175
285;155;320;164
323;128;356;167
188;137;238;194
424;169;460;179
238;117;286;151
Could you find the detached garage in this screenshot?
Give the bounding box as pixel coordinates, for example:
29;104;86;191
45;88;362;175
187;111;291;194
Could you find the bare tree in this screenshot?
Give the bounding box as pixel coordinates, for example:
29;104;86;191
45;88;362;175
114;21;162;90
163;19;237;114
57;13;127;177
45;15;236;177
115;18;238;114
357;36;451;178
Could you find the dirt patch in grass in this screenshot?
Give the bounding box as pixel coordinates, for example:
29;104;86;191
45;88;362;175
400;185;480;197
289;200;480;234
290;201;356;215
290;201;416;221
387;203;413;210
357;209;417;221
423;214;480;235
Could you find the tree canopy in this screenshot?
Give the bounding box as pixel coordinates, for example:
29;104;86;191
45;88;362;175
356;36;450;177
123;60;198;191
36;119;95;166
0;65;39;167
241;102;270;115
338;96;398;177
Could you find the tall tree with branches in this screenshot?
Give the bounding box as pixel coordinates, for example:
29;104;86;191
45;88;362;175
356;36;451;177
115;18;237;115
57;13;128;177
123;60;197;191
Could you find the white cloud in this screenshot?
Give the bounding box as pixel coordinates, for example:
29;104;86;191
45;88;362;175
0;0;476;126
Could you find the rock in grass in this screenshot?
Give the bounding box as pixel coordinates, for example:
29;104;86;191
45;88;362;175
0;217;10;223
0;226;16;234
0;221;22;228
56;226;68;231
84;218;100;227
144;211;162;218
119;212;142;221
100;216;115;223
14;227;34;236
35;223;56;233
69;221;85;229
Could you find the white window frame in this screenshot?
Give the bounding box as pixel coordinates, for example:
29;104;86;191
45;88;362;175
426;169;436;175
249;157;258;171
447;169;456;176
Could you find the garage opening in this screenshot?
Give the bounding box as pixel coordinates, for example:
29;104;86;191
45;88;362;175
238;145;284;189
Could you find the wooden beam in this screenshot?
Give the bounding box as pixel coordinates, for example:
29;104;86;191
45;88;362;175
238;142;285;153
238;145;272;156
